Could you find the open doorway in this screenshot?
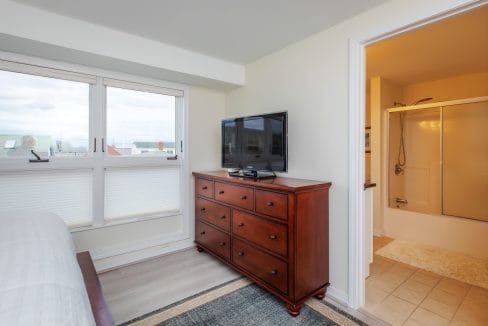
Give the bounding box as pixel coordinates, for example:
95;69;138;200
362;5;488;325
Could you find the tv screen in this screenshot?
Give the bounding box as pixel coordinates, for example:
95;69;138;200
222;112;287;172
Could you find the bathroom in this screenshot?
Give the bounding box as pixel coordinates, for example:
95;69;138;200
362;5;488;325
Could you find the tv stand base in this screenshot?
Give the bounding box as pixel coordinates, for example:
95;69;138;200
228;169;276;179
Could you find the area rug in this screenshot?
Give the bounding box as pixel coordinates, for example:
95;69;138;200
376;239;488;289
124;278;364;326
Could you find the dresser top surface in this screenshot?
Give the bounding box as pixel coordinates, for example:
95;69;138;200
193;171;331;192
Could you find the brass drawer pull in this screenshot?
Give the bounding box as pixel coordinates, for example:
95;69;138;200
267;201;274;206
200;231;206;235
218;241;226;246
269;235;277;240
237;251;244;256
240;195;247;200
219;190;225;194
270;269;278;275
238;222;244;227
220;215;226;219
202;186;208;190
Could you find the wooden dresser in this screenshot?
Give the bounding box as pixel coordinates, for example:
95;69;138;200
193;171;331;316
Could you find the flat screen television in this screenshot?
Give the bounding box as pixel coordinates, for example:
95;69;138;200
222;112;287;174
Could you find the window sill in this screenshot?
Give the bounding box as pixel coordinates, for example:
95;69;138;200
69;210;182;233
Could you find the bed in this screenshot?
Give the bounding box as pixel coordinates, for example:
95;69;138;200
0;211;113;325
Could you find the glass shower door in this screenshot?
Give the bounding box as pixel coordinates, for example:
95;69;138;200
388;108;441;214
442;101;488;221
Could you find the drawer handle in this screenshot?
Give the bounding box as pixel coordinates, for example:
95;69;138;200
270;269;278;275
238;222;245;227
202;186;208;190
218;241;226;246
240;195;247;200
218;190;225;194
237;251;244;256
269;235;277;240
267;201;274;207
220;215;226;219
200;207;206;211
200;231;206;235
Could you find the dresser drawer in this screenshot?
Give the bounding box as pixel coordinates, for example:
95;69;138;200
196;178;214;199
233;210;287;257
214;182;254;211
196;221;230;261
233;239;288;294
255;190;288;220
197;198;230;231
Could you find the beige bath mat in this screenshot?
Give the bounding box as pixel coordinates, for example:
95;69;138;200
376;239;488;289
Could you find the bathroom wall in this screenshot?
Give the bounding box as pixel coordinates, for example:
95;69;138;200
369;77;402;235
402;71;488;104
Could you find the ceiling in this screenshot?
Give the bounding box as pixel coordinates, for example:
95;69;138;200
367;5;488;85
12;0;386;64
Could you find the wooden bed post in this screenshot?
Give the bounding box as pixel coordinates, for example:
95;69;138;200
77;251;114;326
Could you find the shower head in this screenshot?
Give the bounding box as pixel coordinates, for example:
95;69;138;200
412;97;434;105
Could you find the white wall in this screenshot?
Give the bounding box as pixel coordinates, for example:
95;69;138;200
188;86;227;240
370;77;404;236
73;86;226;271
226;0;477;300
189;87;227;172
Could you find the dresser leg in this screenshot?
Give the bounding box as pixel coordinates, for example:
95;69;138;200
196;245;204;252
287;303;301;317
315;286;327;300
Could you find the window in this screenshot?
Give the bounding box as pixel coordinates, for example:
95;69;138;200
104;81;184;221
0;60;186;227
0;70;89;158
106;87;176;157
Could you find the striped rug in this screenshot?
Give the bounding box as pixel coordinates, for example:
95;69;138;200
123;279;366;326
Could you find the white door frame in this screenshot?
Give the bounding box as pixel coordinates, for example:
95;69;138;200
347;0;485;309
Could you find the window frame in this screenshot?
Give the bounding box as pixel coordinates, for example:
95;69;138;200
0;53;189;232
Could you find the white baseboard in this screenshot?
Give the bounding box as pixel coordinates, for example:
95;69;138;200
327;285;349;306
92;237;194;272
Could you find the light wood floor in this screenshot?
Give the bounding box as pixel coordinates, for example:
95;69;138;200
100;238;487;325
365;236;488;326
99;247;240;324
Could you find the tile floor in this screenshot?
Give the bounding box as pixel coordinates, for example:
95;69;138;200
364;237;488;326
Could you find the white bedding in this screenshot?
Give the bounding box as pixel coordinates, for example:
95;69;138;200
0;211;95;326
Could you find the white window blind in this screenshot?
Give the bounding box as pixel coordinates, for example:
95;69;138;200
0;170;93;226
103;78;184;97
104;167;180;220
0;60;96;84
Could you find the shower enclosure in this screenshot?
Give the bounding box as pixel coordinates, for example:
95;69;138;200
387;96;488;222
